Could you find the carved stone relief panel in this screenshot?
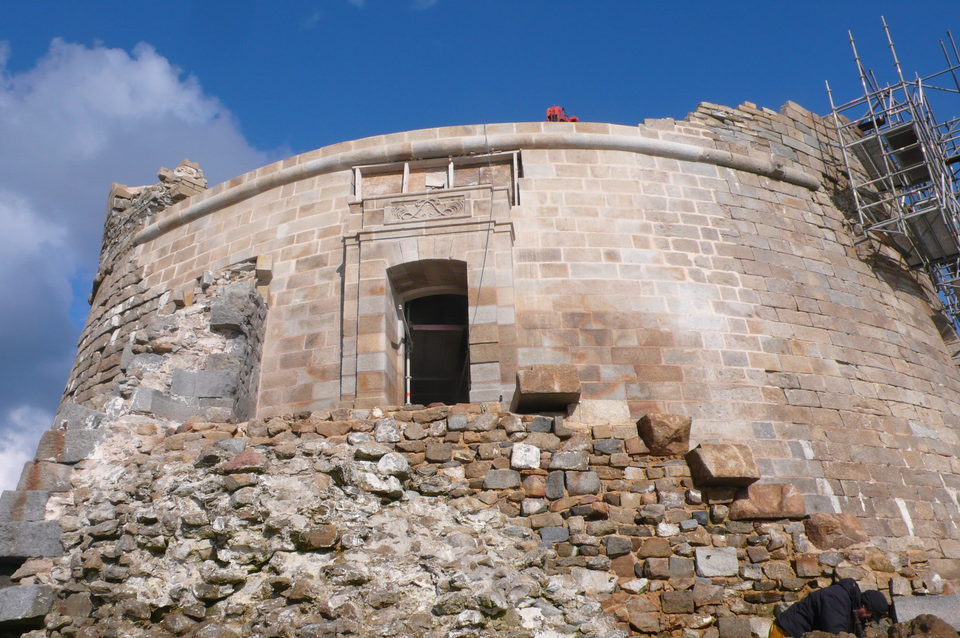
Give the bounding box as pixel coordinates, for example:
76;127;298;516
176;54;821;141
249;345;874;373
384;194;467;224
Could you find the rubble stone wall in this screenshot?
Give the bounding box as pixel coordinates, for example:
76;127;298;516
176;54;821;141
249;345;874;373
3;402;938;637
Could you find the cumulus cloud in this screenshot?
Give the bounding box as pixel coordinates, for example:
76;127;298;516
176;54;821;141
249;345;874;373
0;405;52;493
0;39;274;491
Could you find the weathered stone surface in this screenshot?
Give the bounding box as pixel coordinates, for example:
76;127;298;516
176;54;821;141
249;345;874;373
567;400;631;426
293;525;340;550
695;547;738;577
511;365;581;413
636;537;673;558
685;443;760;487
0;585;55;627
804;513;868;550
170;369;239;398
661;590;695;613
549;450;589;471
528;416;553;433
209;282;256;332
637;413;691;455
0;521;62;557
729;483;806;519
569;566;616;595
565;471;601;495
52;401;104;431
888;609;960;633
36;428;107;464
374;418;401;443
511;443;541;470
0;491;49;522
219;450;266;474
604;536;632;558
483;470;520;489
545;471;565;499
539;526;570;545
131;387;202;421
718;617;752;638
16;462;71;492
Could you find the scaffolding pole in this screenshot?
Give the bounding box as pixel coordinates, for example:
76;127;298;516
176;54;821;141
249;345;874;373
827;18;960;330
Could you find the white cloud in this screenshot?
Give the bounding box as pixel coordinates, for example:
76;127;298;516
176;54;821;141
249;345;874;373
347;0;366;7
0;405;52;492
0;40;274;491
411;0;438;8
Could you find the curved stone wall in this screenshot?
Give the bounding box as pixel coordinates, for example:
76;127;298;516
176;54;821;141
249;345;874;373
62;101;960;551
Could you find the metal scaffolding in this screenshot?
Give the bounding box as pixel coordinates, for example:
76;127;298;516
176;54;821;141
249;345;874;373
826;18;960;327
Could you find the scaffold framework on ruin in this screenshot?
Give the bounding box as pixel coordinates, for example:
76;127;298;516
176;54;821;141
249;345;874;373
826;17;960;328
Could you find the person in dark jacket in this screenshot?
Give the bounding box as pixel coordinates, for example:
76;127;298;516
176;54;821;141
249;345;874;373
770;579;890;638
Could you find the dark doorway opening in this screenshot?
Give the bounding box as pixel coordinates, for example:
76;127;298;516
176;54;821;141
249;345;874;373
405;294;470;405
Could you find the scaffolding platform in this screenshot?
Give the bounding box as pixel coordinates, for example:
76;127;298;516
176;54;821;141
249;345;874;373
827;18;960;328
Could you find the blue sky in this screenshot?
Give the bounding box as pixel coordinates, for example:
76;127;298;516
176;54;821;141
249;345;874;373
1;0;958;489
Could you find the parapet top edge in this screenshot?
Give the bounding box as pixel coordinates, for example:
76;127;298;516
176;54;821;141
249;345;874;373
133;126;820;246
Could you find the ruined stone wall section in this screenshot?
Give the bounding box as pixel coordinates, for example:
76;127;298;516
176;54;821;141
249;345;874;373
135;169;354;416
62;257;162;411
2;404;948;636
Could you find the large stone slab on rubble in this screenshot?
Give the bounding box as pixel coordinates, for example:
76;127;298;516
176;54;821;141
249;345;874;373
511;365;581;413
35;428;107;464
52;401;104;431
16;462;71;492
685;443;760;487
566;400;632;426
729;483;806;520
0;522;63;558
131;388;202;422
804;513;868;550
0;584;55;628
170;369;239;399
637;413;692;455
0;491;50;522
893;596;960;629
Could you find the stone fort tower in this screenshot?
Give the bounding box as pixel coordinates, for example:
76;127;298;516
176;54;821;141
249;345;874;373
67;102;960;544
3;99;960;635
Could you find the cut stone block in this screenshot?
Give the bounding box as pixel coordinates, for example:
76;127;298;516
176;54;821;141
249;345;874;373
685;443;760;487
548;450;589;471
717;617;752;638
893;596;960;629
566;399;632;427
0;522;63;558
695;546;738;577
570;567;616;595
804;513;868;550
545;471;565;500
131;388;203;422
171;369;239;399
52;401;104;431
511;443;541;470
637;413;692;455
36;428;107;464
209;282;257;333
565;471;601;495
483;470;521;489
0;491;50;522
729;483;805;520
16;462;71;492
511;365;581;413
0;584;56;628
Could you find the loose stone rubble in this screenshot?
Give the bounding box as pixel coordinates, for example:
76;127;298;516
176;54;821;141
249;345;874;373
4;401;959;636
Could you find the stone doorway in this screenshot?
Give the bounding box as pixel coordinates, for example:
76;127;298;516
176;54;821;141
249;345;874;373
404;293;470;405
